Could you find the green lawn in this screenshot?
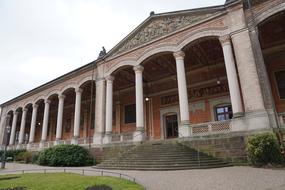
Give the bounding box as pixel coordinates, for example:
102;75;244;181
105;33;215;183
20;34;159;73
0;173;144;190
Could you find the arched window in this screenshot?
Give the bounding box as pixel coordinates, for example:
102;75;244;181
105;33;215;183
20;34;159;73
215;104;232;121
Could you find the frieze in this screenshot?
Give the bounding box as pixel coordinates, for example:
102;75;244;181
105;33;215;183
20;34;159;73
160;83;229;106
114;13;216;55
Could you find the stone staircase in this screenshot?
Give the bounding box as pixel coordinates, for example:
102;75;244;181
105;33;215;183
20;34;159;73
95;141;232;170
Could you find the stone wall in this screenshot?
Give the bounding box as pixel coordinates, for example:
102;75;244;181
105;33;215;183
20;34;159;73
178;133;249;163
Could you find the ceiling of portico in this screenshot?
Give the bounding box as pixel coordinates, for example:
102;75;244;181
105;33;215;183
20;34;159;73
113;37;226;92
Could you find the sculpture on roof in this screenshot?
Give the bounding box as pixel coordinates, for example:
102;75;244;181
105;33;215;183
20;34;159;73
98;46;107;59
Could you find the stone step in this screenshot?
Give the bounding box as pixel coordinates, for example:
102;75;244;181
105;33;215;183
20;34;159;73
100;160;226;166
96;163;232;171
96;141;231;170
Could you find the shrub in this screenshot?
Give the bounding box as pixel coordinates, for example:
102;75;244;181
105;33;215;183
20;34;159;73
247;132;284;166
37;144;93;166
0;150;26;161
15;151;34;163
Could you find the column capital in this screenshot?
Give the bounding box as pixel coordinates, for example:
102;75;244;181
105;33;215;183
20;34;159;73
75;87;83;94
105;75;115;82
45;99;51;104
58;94;66;100
173;51;185;60
133;65;144;73
22;108;28;112
33;104;39;109
96;77;105;84
219;35;231;46
14;111;19;116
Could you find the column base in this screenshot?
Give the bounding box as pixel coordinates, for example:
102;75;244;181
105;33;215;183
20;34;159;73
178;123;191;137
26;143;32;150
39;141;45;149
133;128;144;142
17;144;23;150
54;139;61;146
103;133;112;144
93;133;104;145
233;112;245;118
71;136;79;145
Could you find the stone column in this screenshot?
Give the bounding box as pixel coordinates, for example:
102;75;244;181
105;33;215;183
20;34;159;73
28;104;39;143
220;35;244;117
94;78;105;144
56;94;65;141
103;75;114;144
133;65;144;142
72;88;83;144
231;29;269;130
115;101;121;133
9;111;18;145
173;51;191;137
18;108;28;145
40;100;50;147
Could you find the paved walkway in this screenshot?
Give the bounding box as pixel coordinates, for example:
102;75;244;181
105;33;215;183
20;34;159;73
1;163;285;190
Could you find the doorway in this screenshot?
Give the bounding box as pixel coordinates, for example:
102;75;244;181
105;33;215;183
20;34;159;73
165;114;178;139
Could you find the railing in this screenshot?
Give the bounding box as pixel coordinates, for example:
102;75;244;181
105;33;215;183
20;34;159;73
191;120;231;136
0;168;146;189
111;132;134;143
2;120;233;151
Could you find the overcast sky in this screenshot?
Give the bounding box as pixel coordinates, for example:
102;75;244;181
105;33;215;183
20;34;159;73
0;0;225;105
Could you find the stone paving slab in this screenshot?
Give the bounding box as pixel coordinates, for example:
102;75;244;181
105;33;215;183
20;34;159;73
1;163;285;190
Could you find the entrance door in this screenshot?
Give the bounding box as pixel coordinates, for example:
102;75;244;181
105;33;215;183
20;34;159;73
165;114;178;138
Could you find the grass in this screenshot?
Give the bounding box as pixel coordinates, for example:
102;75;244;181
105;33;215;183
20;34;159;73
0;173;144;190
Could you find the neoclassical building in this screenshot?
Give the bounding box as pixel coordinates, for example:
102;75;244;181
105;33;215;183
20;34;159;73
0;0;285;151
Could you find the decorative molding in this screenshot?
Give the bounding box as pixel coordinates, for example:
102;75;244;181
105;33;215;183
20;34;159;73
160;83;229;106
114;13;215;55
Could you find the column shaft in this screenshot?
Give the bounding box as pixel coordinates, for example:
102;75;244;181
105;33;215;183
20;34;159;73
173;51;190;124
41;100;50;142
94;78;105;144
56;95;65;140
105;76;114;134
220;35;244;117
29;104;38;143
9;112;18;145
103;76;114;144
73;88;83;139
18;108;28;144
134;66;144;130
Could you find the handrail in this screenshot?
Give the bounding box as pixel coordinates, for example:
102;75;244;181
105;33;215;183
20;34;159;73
0;168;146;190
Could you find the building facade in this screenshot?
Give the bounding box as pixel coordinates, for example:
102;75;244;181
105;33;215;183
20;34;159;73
0;0;285;151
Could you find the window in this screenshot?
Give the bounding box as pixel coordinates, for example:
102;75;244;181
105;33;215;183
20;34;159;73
124;104;136;124
275;70;285;99
215;105;233;121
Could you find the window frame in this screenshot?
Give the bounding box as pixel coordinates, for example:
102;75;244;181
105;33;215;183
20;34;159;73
214;104;233;121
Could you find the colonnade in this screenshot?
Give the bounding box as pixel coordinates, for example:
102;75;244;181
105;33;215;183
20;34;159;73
3;32;265;147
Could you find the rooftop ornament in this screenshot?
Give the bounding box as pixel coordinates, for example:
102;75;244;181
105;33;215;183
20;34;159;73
98;46;107;59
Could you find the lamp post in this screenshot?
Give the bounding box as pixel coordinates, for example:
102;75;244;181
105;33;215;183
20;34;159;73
1;125;11;169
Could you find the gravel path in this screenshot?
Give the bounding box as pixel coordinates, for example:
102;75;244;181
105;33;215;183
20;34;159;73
1;163;285;190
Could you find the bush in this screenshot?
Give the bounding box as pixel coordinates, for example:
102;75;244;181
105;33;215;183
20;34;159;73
37;144;93;166
0;149;26;161
15;151;34;163
247;132;284;166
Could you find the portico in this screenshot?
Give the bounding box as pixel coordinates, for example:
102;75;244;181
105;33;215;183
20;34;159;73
0;0;284;151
